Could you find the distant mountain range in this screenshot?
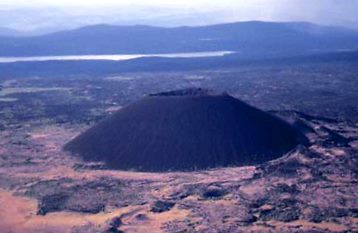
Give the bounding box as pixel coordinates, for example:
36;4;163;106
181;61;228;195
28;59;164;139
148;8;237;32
1;21;358;57
0;27;26;37
0;27;61;37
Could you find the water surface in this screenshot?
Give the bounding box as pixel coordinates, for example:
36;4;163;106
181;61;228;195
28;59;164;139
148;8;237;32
0;51;234;63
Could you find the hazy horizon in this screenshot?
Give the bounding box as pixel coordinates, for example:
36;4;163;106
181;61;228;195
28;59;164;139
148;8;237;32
1;0;358;34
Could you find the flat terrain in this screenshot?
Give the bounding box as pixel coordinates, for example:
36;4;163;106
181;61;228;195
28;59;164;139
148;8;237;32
0;61;357;232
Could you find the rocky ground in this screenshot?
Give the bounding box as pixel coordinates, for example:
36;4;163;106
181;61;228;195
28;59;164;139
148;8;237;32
0;111;357;233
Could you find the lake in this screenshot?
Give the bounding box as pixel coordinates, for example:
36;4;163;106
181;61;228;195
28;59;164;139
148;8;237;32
0;51;234;63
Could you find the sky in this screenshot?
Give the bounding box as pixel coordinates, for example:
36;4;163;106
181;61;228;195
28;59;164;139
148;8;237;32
1;0;358;33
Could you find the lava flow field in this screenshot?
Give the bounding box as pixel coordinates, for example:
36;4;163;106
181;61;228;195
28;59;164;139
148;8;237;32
0;64;357;232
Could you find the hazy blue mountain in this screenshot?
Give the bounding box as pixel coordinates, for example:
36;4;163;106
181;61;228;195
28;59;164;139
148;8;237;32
0;27;25;37
0;21;358;57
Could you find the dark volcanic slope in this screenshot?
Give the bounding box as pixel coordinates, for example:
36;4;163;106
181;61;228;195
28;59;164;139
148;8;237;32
64;89;306;171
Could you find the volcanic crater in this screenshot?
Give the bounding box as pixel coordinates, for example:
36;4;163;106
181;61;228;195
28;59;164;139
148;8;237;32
64;88;307;172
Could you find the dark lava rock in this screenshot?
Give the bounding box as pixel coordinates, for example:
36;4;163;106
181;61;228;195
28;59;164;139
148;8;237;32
260;207;300;222
169;183;208;200
135;213;149;221
73;162;108;171
32;177;146;215
150;200;175;213
249;198;268;209
349;208;358;217
321;126;350;147
304;207;350;223
103;228;124;233
64;88;306;172
37;193;69;215
67;202;105;214
109;217;122;228
325;207;349;218
108;217;122;228
304;206;325;223
258;198;300;222
236;214;258;226
274;183;299;194
37;192;106;215
263;158;304;177
279;198;299;207
103;216;123;233
202;187;227;199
